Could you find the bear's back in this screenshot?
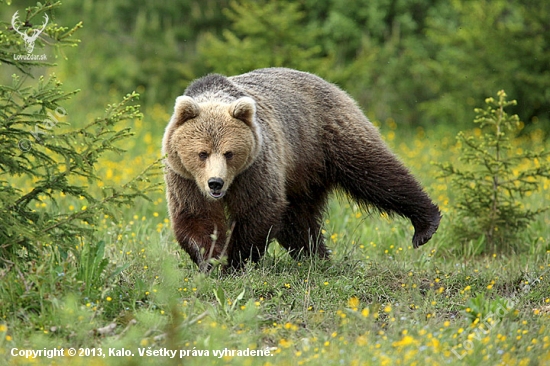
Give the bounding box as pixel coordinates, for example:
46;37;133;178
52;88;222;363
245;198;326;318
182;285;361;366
183;68;357;128
230;68;344;111
232;68;338;150
231;68;368;193
230;67;355;135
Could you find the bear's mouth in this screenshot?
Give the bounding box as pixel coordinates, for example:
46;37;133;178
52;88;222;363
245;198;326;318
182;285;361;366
209;190;225;199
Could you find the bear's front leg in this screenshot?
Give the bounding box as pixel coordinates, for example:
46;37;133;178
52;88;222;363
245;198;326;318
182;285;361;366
165;170;228;271
225;201;286;270
225;219;274;270
172;211;228;271
276;194;330;260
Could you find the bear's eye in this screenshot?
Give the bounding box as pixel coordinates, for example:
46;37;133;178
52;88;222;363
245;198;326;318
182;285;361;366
198;151;209;161
224;151;234;160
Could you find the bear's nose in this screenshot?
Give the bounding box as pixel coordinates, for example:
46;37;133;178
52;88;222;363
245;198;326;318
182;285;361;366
208;178;224;191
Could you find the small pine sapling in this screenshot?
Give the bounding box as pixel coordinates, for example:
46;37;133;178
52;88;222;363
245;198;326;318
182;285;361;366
438;90;550;252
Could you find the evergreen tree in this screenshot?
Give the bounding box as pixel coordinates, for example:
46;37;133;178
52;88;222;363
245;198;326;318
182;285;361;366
0;1;161;261
198;0;332;76
437;91;550;252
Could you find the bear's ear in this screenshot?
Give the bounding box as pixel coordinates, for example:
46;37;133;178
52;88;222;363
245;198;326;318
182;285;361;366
173;96;200;125
229;97;256;127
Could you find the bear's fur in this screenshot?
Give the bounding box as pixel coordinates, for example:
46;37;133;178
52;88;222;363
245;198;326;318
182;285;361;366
162;68;441;271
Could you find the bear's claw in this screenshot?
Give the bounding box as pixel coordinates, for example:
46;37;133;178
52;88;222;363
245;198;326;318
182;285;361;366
412;211;442;248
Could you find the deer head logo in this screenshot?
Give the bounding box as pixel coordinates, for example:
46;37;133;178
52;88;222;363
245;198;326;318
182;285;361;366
11;11;49;54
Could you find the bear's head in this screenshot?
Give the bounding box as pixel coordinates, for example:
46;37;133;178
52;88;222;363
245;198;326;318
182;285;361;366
163;96;262;200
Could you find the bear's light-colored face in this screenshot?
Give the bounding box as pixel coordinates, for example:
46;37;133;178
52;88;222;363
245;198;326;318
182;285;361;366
163;96;261;200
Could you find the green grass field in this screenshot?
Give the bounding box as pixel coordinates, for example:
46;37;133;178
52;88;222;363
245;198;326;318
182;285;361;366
1;109;549;366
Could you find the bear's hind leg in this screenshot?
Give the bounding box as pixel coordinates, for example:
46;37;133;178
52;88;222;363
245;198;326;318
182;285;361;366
331;136;441;247
276;197;330;260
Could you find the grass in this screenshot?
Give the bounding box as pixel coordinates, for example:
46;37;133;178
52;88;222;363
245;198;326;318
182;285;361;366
1;107;549;365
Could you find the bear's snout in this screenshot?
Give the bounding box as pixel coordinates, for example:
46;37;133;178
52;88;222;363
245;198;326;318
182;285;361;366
208;177;224;190
208;177;225;199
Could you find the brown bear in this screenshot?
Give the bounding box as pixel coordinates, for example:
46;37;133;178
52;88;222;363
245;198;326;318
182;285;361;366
162;67;441;271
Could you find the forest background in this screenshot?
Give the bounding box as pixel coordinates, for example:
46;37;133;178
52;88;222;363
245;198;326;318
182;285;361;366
5;0;550;132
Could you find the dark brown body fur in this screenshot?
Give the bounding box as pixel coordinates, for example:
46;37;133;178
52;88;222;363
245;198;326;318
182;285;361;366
163;68;441;270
